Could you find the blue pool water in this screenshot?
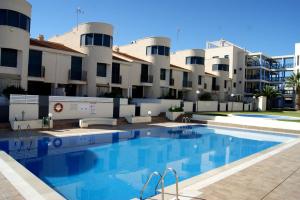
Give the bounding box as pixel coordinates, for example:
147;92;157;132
234;114;300;120
0;125;294;200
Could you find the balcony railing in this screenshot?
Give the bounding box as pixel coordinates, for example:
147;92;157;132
68;70;87;81
182;80;192;88
169;78;174;86
246;75;270;81
112;76;122;84
28;66;45;78
140;75;153;83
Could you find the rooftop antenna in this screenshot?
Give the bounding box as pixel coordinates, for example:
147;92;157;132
76;7;84;31
176;27;181;42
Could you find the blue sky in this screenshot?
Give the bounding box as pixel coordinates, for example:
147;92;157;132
27;0;300;55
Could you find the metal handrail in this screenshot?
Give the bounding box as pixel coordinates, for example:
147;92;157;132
155;168;179;200
140;171;164;200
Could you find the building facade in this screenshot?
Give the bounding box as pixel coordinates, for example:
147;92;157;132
0;0;299;108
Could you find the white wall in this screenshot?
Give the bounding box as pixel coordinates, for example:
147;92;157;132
120;105;135;117
9;104;38;122
219;103;227;111
183;101;193;112
197;101;218;112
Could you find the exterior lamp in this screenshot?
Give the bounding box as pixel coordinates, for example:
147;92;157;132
196;90;200;112
147;110;152;116
230;93;235;112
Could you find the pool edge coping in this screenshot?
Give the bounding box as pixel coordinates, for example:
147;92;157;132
151;136;300;200
0;151;65;200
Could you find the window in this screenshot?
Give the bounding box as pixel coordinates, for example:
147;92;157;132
224;55;229;59
146;46;170;56
204;83;207;89
103;35;111;47
160;68;166;80
224;80;227;88
233;82;236;88
234;69;237;74
94;34;103;46
28;50;42;77
198;76;202;85
80;33;113;47
239;67;242;71
85;34;93;45
186;56;205;65
70;56;82;80
212;56;219;58
212;64;229;71
97;63;107;77
158;46;165;55
0;9;30;32
297;56;299;66
1;48;17;68
239;81;242;84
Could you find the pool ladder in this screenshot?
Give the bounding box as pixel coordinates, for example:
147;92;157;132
139;167;179;200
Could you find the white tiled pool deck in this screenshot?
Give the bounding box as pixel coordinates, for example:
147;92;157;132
0;122;299;200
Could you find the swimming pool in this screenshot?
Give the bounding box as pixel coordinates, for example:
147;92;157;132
0;125;295;200
234;114;300;120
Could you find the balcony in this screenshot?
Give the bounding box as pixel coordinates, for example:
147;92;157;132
112;76;122;84
68;70;87;81
182;80;192;88
28;66;45;78
169;78;174;86
140;75;153;83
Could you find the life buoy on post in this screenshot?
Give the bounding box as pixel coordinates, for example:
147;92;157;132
54;103;63;113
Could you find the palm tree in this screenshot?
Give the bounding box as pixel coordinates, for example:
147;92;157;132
286;72;300;110
255;85;281;110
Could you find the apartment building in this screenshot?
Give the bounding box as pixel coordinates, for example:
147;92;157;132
0;0;299;108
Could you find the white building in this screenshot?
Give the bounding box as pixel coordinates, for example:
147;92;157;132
0;0;299;108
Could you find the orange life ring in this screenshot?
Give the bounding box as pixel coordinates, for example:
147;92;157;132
54;103;63;113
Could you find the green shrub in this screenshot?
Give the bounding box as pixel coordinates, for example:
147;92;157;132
168;106;184;112
2;86;26;99
199;92;212;101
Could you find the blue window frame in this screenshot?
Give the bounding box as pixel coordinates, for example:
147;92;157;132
97;63;107;77
0;9;30;32
1;48;18;68
85;34;94;45
146;46;170;56
70;56;82;80
80;33;112;47
186;56;205;65
28;50;42;77
94;34;103;46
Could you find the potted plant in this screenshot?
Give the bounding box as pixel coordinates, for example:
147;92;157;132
166;106;184;121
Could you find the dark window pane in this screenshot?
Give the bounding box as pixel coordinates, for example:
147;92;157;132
158;46;165;55
151;46;158;55
7;10;19;27
28;50;42;77
1;48;18;68
224;80;227;88
97;63;107;77
198;76;202;85
85;34;93;45
103;34;111;47
160;68;166;80
0;9;7;25
19;14;27;30
165;47;170;56
94;34;103;46
70;56;82;80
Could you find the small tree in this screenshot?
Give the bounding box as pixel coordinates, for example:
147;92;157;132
199;92;212;101
256;85;281;110
286;72;300;110
2;86;26;99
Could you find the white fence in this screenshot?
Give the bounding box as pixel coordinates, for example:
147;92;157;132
9;95;39;121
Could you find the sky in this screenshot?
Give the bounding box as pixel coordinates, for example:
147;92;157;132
27;0;300;56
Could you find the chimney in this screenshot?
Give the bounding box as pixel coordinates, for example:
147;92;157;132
38;34;45;41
